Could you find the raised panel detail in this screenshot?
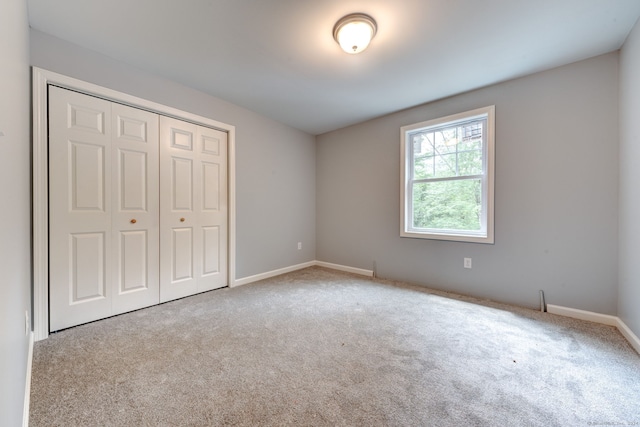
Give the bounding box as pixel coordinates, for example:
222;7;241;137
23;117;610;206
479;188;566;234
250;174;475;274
202;162;219;211
172;157;193;210
119;230;147;293
71;233;106;303
172;228;193;282
71;141;105;211
68;103;105;134
118;116;147;142
171;128;193;150
202;226;219;276
119;149;147;211
202;135;220;155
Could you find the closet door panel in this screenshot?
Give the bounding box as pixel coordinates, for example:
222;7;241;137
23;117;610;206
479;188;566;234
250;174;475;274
50;89;161;330
172;157;194;210
71;232;107;301
159;117;228;301
160;117;198;302
197;126;228;292
71;142;106;210
111;103;160;314
119;149;147;210
49;86;113;331
119;230;148;291
172;227;194;281
202;226;220;275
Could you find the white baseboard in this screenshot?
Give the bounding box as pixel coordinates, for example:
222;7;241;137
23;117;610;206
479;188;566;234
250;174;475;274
546;304;618;326
616;318;640;355
23;331;34;427
232;261;316;287
547;304;640;355
314;261;374;277
231;260;374;287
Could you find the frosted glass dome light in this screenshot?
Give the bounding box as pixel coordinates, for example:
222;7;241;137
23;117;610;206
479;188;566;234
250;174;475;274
333;13;377;54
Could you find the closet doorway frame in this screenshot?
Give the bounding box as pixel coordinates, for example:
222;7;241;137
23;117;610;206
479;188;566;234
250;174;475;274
32;67;237;341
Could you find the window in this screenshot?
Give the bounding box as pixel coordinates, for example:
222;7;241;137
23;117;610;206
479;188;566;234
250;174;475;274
400;106;495;243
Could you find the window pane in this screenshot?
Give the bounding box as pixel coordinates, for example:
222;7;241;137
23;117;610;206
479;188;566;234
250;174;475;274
461;122;483;142
413;155;433;179
434;153;457;178
412;179;482;231
457;149;482;175
457;121;484;150
457;137;482;151
434;129;458;154
412;135;423;155
412;133;434;156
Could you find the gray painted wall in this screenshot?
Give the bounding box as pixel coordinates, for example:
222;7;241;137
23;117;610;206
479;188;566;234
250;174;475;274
317;53;619;314
30;30;317;280
0;0;31;425
619;18;640;338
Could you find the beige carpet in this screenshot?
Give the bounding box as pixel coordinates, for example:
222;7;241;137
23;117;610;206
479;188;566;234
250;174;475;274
30;267;640;426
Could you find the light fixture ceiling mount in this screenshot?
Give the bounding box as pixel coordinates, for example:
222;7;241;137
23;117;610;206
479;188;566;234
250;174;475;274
333;13;377;54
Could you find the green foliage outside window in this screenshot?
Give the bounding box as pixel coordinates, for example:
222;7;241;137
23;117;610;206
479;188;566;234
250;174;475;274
412;179;482;231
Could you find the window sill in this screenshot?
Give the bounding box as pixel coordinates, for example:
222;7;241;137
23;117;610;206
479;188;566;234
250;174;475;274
400;230;494;244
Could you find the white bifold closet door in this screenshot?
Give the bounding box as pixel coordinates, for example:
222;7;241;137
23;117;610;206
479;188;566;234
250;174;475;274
49;86;160;331
159;116;228;302
49;86;228;331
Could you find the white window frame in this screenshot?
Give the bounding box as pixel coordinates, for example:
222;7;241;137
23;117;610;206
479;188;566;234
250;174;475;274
400;105;495;244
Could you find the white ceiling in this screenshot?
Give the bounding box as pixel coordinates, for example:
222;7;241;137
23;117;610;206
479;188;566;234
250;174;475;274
27;0;640;135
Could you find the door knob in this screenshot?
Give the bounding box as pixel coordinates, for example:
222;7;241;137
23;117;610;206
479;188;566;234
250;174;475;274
130;219;137;224
180;217;185;222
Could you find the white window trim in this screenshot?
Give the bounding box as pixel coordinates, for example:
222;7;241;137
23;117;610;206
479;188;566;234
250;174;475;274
400;105;495;244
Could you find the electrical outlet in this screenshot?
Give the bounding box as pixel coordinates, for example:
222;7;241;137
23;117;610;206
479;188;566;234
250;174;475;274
25;310;29;336
464;258;472;269
297;242;302;250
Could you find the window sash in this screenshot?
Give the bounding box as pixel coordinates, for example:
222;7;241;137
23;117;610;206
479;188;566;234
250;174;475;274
409;118;486;181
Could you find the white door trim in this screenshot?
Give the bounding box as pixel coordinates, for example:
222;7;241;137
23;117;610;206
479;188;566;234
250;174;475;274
32;67;237;341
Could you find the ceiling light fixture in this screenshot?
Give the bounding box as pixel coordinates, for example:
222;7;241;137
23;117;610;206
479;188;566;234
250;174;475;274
333;13;377;54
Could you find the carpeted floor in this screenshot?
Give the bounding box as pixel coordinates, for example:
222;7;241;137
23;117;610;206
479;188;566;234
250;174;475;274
30;267;640;426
